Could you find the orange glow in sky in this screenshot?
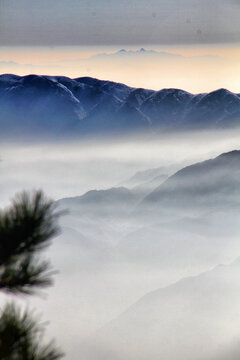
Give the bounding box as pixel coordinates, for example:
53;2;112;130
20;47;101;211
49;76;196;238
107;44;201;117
0;45;240;93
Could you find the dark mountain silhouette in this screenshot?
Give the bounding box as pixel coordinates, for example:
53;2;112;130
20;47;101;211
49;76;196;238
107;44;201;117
140;88;194;127
0;74;240;137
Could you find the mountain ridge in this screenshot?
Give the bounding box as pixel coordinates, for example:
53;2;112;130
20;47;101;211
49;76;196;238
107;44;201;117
1;74;240;137
136;149;240;220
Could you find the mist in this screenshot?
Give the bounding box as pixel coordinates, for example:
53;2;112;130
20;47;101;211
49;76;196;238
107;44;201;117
0;129;240;360
1;129;239;206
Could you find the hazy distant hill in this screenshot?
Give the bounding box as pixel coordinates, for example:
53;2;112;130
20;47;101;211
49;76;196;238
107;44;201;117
121;166;169;188
115;150;240;270
56;150;240;273
0;74;240;137
90;258;240;360
57;150;240;227
139;150;240;218
57;187;138;218
53;149;240;352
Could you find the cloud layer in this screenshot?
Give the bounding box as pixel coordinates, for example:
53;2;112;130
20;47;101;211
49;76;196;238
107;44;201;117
0;0;239;45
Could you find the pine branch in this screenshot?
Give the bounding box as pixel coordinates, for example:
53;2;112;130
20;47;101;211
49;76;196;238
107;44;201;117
0;253;56;295
0;190;62;294
0;303;64;360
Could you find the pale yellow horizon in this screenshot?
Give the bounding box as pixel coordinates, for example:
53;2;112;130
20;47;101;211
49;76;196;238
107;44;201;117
0;45;240;94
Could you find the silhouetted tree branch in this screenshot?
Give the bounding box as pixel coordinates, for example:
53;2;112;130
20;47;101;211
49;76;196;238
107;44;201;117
0;303;63;360
0;190;61;295
0;190;64;360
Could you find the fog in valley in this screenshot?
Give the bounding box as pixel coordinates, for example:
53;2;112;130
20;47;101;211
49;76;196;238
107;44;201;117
1;129;239;206
1;128;240;360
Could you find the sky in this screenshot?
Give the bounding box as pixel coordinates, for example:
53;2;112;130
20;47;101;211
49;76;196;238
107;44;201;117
0;0;240;92
1;0;240;46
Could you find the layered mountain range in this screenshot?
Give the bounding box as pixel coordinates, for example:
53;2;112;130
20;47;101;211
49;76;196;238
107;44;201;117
0;74;240;137
59;150;240;220
58;149;240;268
57;149;240;360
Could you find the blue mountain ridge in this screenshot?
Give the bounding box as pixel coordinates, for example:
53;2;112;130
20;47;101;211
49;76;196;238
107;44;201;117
0;74;240;137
